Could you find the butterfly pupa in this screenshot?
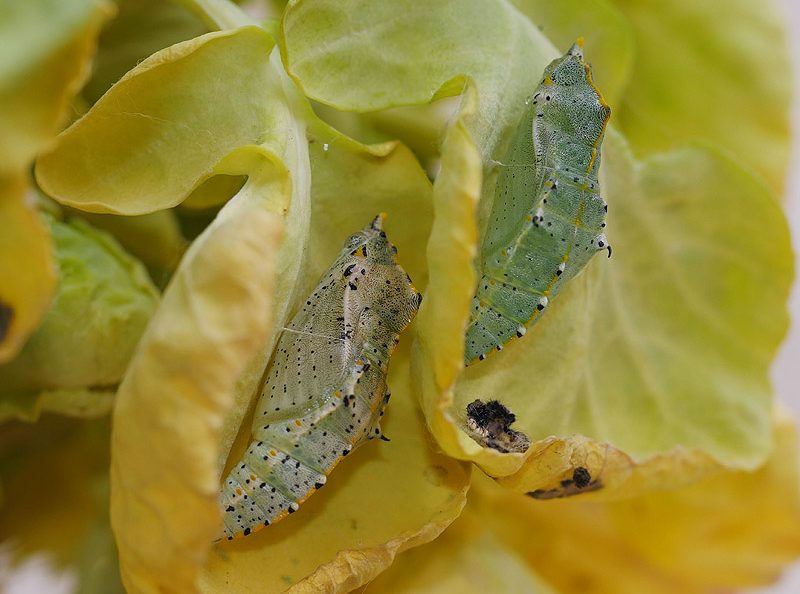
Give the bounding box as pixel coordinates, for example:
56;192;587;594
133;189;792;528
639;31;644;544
219;214;421;540
464;40;611;366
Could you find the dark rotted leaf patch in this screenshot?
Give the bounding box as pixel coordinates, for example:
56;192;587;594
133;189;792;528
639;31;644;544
465;399;530;454
527;466;603;500
0;301;13;343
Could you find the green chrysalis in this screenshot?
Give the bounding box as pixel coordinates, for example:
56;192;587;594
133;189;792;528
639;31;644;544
464;40;611;365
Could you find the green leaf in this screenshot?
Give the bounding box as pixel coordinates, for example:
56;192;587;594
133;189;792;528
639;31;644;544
413;82;485;463
311;99;453;180
304;117;434;294
608;0;791;195
0;387;117;423
282;0;557;152
64;209;187;288
35;28;315;444
0;216;159;420
510;0;635;107
0;177;57;363
456;131;792;485
512;0;792;194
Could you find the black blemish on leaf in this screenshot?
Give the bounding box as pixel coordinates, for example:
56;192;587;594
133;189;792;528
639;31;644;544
0;301;13;343
527;466;603;500
572;466;592;488
467;399;515;427
464;399;530;454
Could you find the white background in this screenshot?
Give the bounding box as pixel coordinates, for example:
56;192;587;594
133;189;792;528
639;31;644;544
2;2;800;592
774;0;800;448
753;0;800;592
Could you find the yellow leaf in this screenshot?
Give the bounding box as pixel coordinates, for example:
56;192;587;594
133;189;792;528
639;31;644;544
36;26;287;215
0;0;110;361
110;198;286;594
0;177;56;362
413;82;485;465
364;504;557;594
82;0;209;104
202;353;470;594
205;112;467;594
304;117;434;295
0;0;112;172
475;411;800;594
